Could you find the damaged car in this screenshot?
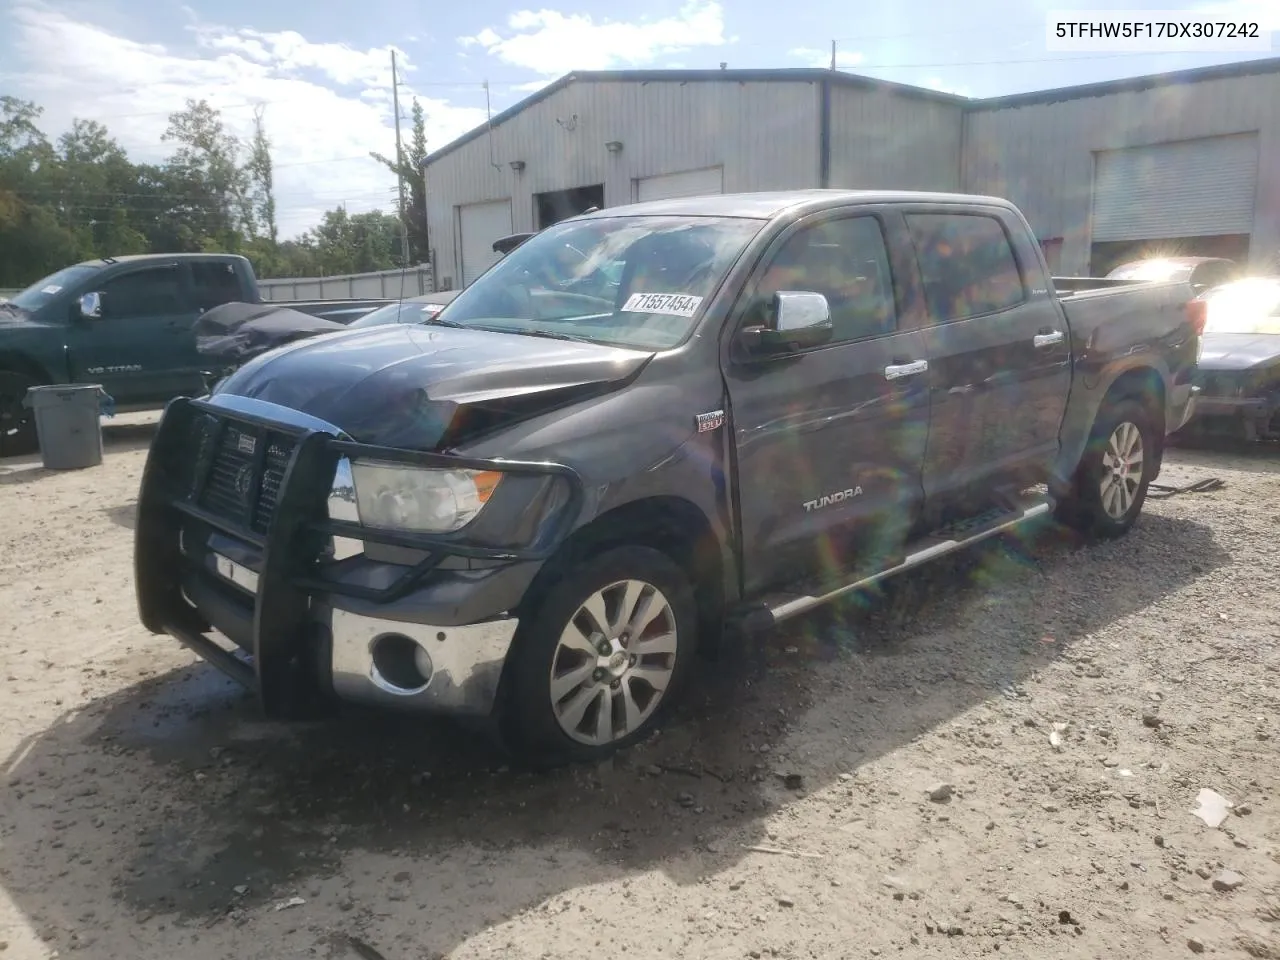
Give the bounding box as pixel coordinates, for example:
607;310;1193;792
134;190;1201;766
1184;275;1280;440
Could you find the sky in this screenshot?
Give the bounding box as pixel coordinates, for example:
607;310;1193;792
2;0;1277;238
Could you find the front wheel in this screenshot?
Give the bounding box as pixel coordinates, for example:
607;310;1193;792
501;545;699;766
1056;398;1157;538
0;370;40;458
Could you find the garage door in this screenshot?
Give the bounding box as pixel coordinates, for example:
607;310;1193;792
458;199;513;287
635;167;724;203
1092;133;1259;242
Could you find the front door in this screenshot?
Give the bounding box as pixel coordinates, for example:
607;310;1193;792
723;209;931;595
66;262;201;403
901;207;1072;505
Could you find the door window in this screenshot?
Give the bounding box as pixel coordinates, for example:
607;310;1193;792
190;261;244;310
751;215;897;343
99;266;186;319
906;213;1026;322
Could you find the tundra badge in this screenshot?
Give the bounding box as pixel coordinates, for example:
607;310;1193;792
803;487;863;512
695;409;725;433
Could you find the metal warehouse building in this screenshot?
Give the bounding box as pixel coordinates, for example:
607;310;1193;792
423;58;1280;289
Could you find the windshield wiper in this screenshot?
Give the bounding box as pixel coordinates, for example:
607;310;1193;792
503;327;602;344
424;315;469;328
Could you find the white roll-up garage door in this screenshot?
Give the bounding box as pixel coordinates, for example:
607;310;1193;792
458;199;513;287
1092;133;1259;243
635;167;724;203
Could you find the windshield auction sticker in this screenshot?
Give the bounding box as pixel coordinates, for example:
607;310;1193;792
622;292;704;317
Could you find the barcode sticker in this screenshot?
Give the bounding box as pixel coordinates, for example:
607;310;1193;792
621;292;703;318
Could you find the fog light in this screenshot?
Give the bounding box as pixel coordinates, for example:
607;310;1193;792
369;633;434;694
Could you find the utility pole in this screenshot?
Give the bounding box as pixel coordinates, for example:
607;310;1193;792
830;40;837;71
390;49;411;267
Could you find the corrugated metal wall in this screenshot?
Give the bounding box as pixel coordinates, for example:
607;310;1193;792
828;87;963;190
425;78;821;289
426;68;1280;287
963;71;1280;274
258;264;435;300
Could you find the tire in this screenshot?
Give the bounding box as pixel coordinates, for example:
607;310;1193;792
0;370;40;459
1056;397;1157;539
501;545;699;767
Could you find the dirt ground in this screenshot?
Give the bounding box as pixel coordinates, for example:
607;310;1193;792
1;414;1278;960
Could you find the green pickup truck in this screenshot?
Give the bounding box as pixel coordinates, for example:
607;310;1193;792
0;253;391;456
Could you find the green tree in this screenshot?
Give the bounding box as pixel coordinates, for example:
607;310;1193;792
160;98;252;251
0;97;79;286
370;96;429;265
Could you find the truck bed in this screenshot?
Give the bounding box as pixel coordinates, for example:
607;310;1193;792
1053;277;1194;355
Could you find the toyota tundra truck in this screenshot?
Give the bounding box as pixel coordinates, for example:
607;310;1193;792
134;190;1202;766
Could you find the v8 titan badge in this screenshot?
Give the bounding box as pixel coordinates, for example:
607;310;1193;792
695;409;725;433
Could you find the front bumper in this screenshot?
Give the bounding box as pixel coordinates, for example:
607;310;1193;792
135;395;583;719
1185;370;1280;438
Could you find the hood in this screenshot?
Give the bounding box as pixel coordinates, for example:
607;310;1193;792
213;323;653;448
1197;333;1280;372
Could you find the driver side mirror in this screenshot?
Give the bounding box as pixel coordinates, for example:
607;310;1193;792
78;291;103;320
737;291;833;355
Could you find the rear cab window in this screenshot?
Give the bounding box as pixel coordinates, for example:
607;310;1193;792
906;212;1026;322
190;261;245;310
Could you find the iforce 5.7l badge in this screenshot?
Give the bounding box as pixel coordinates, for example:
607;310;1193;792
695;409;725;433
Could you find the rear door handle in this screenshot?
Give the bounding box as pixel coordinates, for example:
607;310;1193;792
1033;330;1065;348
884;359;929;380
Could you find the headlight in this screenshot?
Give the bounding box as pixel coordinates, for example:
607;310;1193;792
349;461;502;533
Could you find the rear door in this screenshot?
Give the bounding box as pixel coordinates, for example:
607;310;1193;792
903;205;1071;504
723;206;931;594
65;262;201;403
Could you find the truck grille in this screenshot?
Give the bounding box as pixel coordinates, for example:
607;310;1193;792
194;418;297;535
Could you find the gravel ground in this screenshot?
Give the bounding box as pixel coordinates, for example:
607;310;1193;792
0;416;1277;960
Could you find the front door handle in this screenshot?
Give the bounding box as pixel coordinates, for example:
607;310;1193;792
884;359;929;380
1033;330;1065;348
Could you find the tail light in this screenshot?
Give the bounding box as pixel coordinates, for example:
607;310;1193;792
1186;299;1208;335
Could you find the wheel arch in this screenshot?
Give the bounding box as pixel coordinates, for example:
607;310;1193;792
493;495;730;721
0;350;54;384
514;494;728;635
1101;364;1166;434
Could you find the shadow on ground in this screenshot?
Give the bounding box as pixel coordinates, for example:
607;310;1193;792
0;511;1230;957
0;418;158;488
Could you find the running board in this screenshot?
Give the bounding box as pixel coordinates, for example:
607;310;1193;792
749;495;1053;629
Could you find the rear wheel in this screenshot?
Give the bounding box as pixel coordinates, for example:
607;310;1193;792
501;545;698;766
0;370;39;458
1056;398;1156;538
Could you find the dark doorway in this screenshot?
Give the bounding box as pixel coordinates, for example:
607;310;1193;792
1089;233;1251;276
535;185;605;229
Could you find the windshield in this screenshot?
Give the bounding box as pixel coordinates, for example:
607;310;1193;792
438;215;765;350
8;264;102;311
1202;279;1280;335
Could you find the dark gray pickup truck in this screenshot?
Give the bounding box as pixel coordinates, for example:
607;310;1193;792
134;190;1202;766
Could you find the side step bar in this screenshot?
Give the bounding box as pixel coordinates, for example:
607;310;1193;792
753;495;1053;629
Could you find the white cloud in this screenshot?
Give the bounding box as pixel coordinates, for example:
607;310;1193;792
8;1;488;238
457;0;728;74
789;46;866;70
921;76;973;97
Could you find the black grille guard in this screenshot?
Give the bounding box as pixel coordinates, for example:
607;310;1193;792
134;394;585;715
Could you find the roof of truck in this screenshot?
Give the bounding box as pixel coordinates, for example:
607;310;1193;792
80;252;250;268
573;189;1018;221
